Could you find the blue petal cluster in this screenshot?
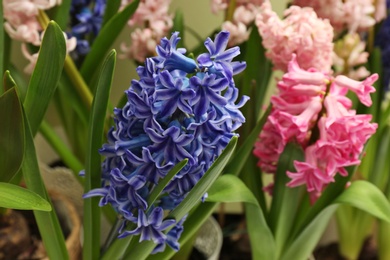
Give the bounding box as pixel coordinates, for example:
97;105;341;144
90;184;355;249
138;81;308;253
85;31;248;252
69;0;106;57
375;0;390;88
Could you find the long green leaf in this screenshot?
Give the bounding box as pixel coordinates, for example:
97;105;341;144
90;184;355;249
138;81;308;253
83;50;116;260
0;182;51;211
124;137;238;260
168;136;237;221
102;0;121;27
245;203;276;260
334;180;390;222
22;109;68;259
23;21;66;136
269;142;304;258
52;0;71;30
0;88;24;182
206;174;258;205
147;159;188;207
80;0;140;84
281;205;338;260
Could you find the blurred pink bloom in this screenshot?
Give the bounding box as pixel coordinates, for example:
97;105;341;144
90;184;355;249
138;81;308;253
333;33;370;80
120;28;158;63
3;0;60;45
221;21;249;46
256;1;334;71
292;0;377;33
210;1;264;46
375;0;387;22
120;0;172;62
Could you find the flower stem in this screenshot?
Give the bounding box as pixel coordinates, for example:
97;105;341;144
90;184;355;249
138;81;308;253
226;0;237;22
39;120;84;184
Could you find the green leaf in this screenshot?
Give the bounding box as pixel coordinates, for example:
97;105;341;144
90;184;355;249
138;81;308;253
8;65;28;102
241;25;272;119
23;21;66;136
147;159;188;207
0;182;51;211
102;0;121;27
3;71;16;92
268;142;305;258
206;174;258;205
168;136;238;221
52;0;71;30
334;180;390;222
280;205;338;260
0;88;24;182
83;50;116;260
22;109;68;259
80;0;140;84
292;165;355;239
245;203;276;260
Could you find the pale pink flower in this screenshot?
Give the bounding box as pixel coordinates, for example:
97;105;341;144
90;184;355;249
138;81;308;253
3;0;60;45
256;1;334;71
293;0;377;33
343;0;375;33
221;21;249;47
4;22;41;45
21;43;39;74
120;0;172;61
375;0;387;22
210;0;228;14
120;28;158;63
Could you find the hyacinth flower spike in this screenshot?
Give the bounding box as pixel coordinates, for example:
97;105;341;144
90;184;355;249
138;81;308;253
84;30;248;253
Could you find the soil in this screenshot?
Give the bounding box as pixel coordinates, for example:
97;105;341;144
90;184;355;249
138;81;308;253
314;238;378;260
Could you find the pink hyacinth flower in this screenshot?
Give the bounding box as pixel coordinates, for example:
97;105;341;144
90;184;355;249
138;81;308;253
334;74;378;106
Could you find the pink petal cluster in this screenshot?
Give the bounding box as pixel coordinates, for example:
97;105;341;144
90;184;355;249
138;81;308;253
3;0;60;45
210;0;264;46
292;0;379;33
253;55;378;201
333;33;370;80
255;1;334;72
120;0;173;62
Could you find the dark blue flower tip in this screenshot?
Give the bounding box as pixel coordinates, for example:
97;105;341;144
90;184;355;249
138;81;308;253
155;32;198;73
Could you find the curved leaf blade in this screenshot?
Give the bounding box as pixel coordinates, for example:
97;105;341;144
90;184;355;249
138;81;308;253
22;109;68;259
206;174;258;205
0;183;51;211
281;205;338;260
334;180;390;222
83;50;117;260
23;21;66;135
0;88;24;181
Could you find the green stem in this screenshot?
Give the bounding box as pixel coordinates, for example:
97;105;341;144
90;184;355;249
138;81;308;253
39;120;84;183
225;0;236;21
